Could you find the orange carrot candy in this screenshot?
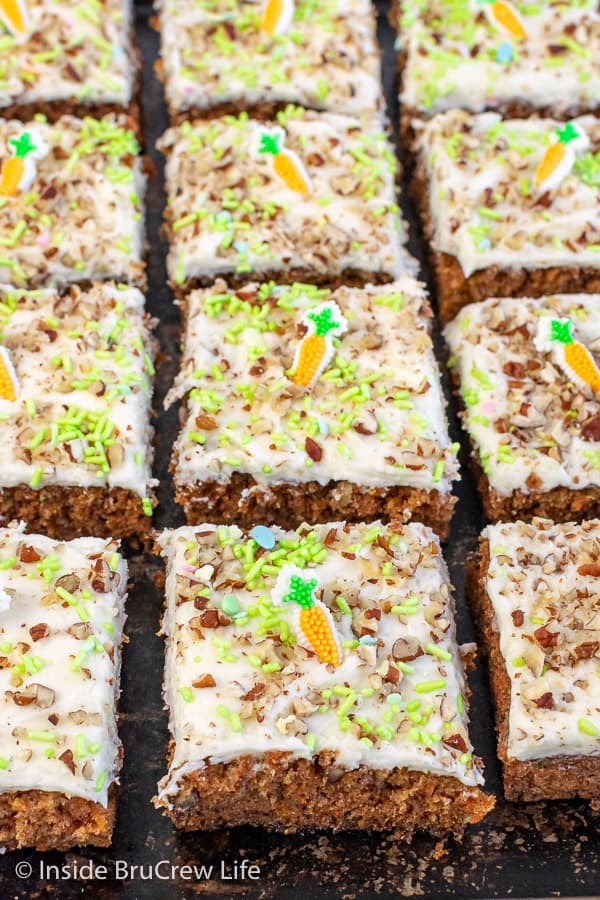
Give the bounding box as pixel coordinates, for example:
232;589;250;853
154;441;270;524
272;565;342;667
476;0;528;40
290;301;347;388
0;346;19;403
0;0;30;41
535;317;600;395
0;128;50;198
260;0;294;36
258;126;312;196
534;121;589;194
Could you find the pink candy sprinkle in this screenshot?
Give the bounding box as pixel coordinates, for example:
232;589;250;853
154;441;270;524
37;232;50;248
481;401;496;413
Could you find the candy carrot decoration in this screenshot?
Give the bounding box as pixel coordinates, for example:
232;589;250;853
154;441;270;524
534;122;589;193
290;301;347;388
274;566;341;667
260;0;294;35
0;0;30;40
0;347;18;403
258;127;312;196
536;318;600;393
477;0;527;39
0;129;49;197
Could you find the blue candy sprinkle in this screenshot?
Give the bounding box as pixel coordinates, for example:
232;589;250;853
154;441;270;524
359;635;377;645
318;418;330;436
496;42;513;64
251;525;276;550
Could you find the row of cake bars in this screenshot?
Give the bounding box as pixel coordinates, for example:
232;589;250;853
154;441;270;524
5;515;600;850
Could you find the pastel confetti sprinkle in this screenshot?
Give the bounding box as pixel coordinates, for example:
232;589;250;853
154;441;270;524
495;41;513;63
251;525;276;550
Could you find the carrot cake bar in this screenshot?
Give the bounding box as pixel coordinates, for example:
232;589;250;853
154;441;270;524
398;1;600;132
0;115;145;289
155;0;384;123
468;518;600;802
445;293;600;525
0;522;127;850
0;281;156;540
155;520;493;833
0;0;139;123
413;110;600;322
166;278;459;539
159;108;414;292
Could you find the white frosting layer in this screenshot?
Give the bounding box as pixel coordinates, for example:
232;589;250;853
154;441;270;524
483;519;600;762
156;521;484;803
0;523;127;805
0;115;145;288
157;0;383;119
445;294;600;498
159;110;415;285
0;0;135;108
0;282;156;498
167;278;459;494
416;110;600;278
400;0;600;116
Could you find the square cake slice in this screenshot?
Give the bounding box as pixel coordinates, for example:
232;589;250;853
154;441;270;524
155;520;493;834
159;109;414;292
0;115;145;289
445;294;600;525
398;1;600;129
413;110;600;322
468;519;600;802
0;0;138;122
156;0;383;123
0;282;156;540
167;278;459;539
0;523;127;850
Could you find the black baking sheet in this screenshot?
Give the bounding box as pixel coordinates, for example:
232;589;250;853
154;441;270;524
0;5;599;899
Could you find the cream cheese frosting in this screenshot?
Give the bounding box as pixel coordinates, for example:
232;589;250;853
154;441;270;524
0;282;156;504
159;109;415;286
445;294;600;498
166;278;460;496
400;0;600;117
0;523;127;805
157;0;384;119
156;520;483;803
482;519;600;762
0;0;135;109
415;110;600;278
0;115;145;288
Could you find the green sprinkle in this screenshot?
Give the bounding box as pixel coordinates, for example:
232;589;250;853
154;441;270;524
179;687;194;703
29;466;44;489
336;596;351;615
94;770;108;793
425;642;452;661
578;718;599;737
221;594;240;616
415;679;447;693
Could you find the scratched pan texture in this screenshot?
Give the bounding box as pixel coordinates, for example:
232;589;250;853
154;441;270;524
1;6;600;900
